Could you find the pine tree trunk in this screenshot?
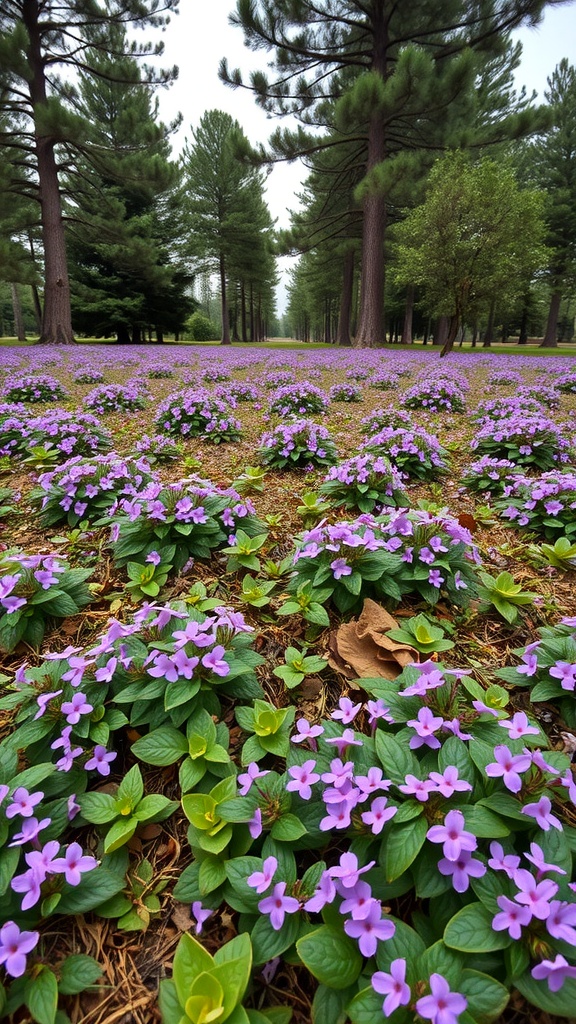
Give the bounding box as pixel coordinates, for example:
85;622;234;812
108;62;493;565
433;316;448;348
132;323;142;344
30;284;42;332
249;282;255;342
219;255;230;345
541;290;561;348
401;285;414;345
334;248;352;346
23;0;75;345
241;282;247;342
440;315;460;356
10;284;26;341
354;81;386;349
483;300;496;347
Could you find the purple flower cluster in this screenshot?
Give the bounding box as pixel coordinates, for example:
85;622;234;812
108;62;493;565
361;426;449;479
318;453;408;513
496;471;576;539
369;370;402;391
74;368;105;384
35;453;156;527
134;433;181;463
0;408;112;459
155;388;242;442
403;377;467;413
360;406;414;434
258;418;338;470
328;382;363;403
471;411;572;470
268;382;329;417
2;373;68;403
85;381;148;414
461;455;519;496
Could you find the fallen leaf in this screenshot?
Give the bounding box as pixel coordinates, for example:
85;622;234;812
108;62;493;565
329;599;418;680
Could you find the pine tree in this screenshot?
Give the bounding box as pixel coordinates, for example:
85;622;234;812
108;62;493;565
182;110;275;345
221;0;565;347
0;0;178;344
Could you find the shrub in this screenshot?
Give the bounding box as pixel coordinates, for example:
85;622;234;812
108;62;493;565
461;456;519;497
258;419;338;470
155;389;242;443
85;382;148;414
268;382;329;416
329;382;363;403
33;453;156;527
0;550;93;651
186;311;220;341
496;471;576;540
470;414;572;471
403;378;467;413
2;373;68;403
318;453;408;514
361;426;449;479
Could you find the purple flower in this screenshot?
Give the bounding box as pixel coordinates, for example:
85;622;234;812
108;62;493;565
201;645;230;677
324;728;362;755
549;661;576;691
247;856;278;894
191;901;213;935
485;745;531;794
258;882;300;931
416;974;467;1024
248;807;263;839
344;901;395;957
338;880;377;920
525;842;566;877
492;895;532;939
5;788;44;819
428;569;444;588
8;816;51;847
366;699;394;726
532;954;576;991
286;760;320;801
0;921;39;978
513;869;558;920
291;719;324;747
304;870;336;913
398;774;434;802
546;900;576;945
488;842;520;879
11;868;43;910
238;762;270;796
331;558;352;579
51;842;98;885
438;851;486;893
332;697;362;724
402;661;445;696
33;689;63;719
407;707;444;750
355;766;391;799
84;745;117;776
361;797;398;835
319;800;352;831
428;766;472;798
372;958;411;1017
426;810;477;861
521;795;562;831
498;712;539;740
329;852;375;889
61;692;93;725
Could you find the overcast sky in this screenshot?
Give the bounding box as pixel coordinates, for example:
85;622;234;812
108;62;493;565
151;1;576;312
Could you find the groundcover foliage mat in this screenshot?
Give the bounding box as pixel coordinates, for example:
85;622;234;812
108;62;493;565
0;343;575;1024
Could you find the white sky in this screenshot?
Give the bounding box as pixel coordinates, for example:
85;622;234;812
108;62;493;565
151;1;576;312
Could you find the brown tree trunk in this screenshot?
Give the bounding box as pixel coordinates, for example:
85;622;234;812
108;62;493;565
518;303;529;345
483;300;496;348
440;314;460;357
433;316;448;348
132;323;142;344
241;282;247;342
219;254;230;345
401;285;414;345
336;249;354;346
30;284;42;332
541;290;561;348
23;0;75;345
10;283;26;341
249;282;255;342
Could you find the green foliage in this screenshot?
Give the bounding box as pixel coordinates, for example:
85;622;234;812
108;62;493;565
273;646;328;689
186;311;220;341
477;570;540;624
385;613;455;654
159;932;252;1024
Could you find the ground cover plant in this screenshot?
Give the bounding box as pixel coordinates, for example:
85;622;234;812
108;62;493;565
0;343;575;1024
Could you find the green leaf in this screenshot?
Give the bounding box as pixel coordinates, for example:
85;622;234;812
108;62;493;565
347;987;407;1024
116;763;143;810
133;794;178;822
270;813;307;842
58;955;102;995
312;984;354;1024
131;727;188;766
57;867;125;914
296;926;362;990
104;816;138;854
173;933;214;1008
250;910;302;966
515;972;576;1018
459;970;509;1024
79;791;118;824
375;731;419;785
199;856;227;896
444;902;512;953
384;817;428;881
26;967;58;1024
158;980;184;1024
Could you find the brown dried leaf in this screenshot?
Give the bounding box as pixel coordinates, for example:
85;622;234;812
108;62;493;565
328;599;419;681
